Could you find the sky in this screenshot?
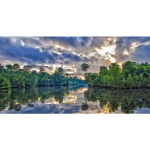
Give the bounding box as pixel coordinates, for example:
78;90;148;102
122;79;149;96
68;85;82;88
0;36;150;78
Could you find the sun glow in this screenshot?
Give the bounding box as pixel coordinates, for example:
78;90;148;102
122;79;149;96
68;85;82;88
97;46;115;62
124;50;129;55
97;46;114;56
110;58;115;62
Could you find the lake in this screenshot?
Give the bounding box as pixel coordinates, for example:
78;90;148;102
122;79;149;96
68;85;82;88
1;84;150;114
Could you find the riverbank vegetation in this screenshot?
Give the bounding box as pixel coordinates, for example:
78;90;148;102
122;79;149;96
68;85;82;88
0;64;84;89
82;61;150;89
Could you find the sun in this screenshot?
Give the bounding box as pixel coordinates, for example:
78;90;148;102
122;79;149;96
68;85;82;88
110;58;115;62
97;46;114;56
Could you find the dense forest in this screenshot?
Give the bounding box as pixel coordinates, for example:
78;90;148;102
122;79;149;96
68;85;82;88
0;64;84;89
1;61;150;89
81;61;150;89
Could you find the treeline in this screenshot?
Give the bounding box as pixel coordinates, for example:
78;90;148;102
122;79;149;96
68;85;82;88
82;61;150;89
0;64;84;89
84;87;150;114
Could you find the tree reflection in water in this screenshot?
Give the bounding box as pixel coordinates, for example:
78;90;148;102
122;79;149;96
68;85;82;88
81;102;89;111
1;85;150;113
0;85;87;112
84;88;150;114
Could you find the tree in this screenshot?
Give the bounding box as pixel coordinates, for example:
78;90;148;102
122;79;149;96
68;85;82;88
81;102;89;111
12;63;20;71
9;72;20;88
38;72;51;86
0;65;4;73
23;65;32;72
57;67;64;73
81;63;90;72
100;66;108;76
133;75;140;88
0;65;4;69
100;66;107;71
122;61;137;77
39;67;44;73
89;73;98;86
6;64;13;70
50;72;66;85
25;74;38;87
14;104;22;111
109;63;121;77
116;74;125;89
126;74;134;89
18;69;24;72
31;70;38;75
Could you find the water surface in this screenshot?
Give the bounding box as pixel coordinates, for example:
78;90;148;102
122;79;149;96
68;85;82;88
1;85;150;114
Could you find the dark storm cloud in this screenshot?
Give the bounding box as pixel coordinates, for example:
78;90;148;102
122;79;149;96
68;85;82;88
0;37;90;67
61;52;81;61
40;37;93;49
0;37;57;65
41;37;79;47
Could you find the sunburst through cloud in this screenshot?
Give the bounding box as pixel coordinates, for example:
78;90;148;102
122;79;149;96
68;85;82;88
1;37;150;114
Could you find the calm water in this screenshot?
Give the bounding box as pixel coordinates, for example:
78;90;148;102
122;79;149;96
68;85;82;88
1;84;150;114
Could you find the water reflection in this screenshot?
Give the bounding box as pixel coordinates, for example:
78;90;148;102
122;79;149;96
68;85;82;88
84;88;150;114
1;85;150;114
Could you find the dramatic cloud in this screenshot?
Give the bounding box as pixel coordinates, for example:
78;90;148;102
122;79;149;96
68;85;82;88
1;36;150;76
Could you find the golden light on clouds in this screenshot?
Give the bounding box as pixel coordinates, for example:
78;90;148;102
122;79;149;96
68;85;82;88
110;58;115;62
97;46;114;56
123;50;130;55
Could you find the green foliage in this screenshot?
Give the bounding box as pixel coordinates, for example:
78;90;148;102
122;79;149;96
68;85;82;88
69;76;83;85
23;65;32;72
122;61;137;77
125;74;134;89
57;67;64;73
25;73;38;87
6;64;13;70
12;63;20;71
50;72;67;85
100;66;107;71
85;61;150;89
0;63;84;89
108;63;121;77
81;63;90;72
0;77;11;89
100;70;107;76
0;65;4;69
38;72;51;86
0;65;4;73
